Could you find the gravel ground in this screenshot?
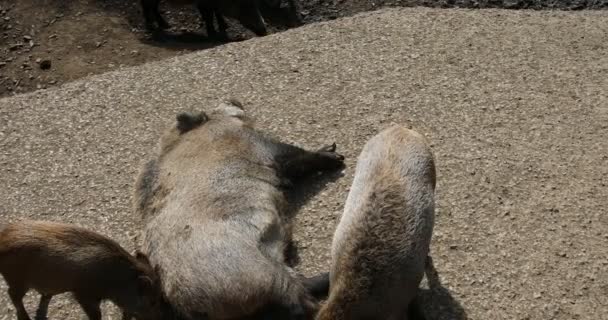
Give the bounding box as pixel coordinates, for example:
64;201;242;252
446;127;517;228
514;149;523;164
1;7;607;320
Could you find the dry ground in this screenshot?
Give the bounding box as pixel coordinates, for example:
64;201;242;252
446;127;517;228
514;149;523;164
1;6;608;320
1;0;607;98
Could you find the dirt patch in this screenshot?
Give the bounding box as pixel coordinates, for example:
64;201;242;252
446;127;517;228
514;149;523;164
0;0;607;98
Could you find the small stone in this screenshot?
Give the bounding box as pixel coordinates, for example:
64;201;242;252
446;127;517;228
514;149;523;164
533;292;542;299
0;62;5;68
39;59;52;70
23;35;31;41
449;244;458;250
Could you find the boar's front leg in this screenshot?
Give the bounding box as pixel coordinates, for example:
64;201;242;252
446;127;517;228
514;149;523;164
300;272;330;300
214;10;229;40
275;142;345;181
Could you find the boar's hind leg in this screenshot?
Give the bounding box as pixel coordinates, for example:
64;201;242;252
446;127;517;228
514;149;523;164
74;295;102;320
275;142;345;181
8;286;31;320
197;3;218;39
34;294;52;320
301;272;330;300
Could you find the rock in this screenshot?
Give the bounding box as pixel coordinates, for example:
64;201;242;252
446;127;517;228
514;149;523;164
39;59;51;70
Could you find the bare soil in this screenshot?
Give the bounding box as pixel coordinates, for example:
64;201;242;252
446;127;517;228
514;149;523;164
0;0;607;98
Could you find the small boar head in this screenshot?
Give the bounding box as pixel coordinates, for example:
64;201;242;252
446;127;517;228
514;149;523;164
121;251;164;320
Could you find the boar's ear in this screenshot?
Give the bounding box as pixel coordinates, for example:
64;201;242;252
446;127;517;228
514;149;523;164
176;111;208;133
134;250;152;265
137;274;156;293
227;98;244;110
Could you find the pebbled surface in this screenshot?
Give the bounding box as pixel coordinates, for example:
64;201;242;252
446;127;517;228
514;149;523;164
0;8;607;320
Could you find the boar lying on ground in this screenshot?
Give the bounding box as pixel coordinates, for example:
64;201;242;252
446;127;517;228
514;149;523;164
0;220;162;320
316;125;436;320
134;99;344;320
140;0;267;38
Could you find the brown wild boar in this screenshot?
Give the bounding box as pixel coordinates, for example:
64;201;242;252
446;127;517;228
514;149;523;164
0;220;162;320
140;0;267;38
316;125;436;320
134;99;344;320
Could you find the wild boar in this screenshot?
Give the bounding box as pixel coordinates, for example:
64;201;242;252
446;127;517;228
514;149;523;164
316;125;436;320
0;220;162;320
140;0;267;38
134;99;344;320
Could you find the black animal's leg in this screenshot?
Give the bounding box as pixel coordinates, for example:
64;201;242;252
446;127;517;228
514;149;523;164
74;295;102;320
286;0;303;27
274;142;345;181
34;294;52;320
407;295;426;320
8;286;31;320
197;3;217;38
214;10;230;40
152;0;170;29
141;0;156;30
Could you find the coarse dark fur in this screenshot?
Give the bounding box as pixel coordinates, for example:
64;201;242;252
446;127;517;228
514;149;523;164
133;100;344;320
0;220;162;320
140;0;267;38
316;125;436;320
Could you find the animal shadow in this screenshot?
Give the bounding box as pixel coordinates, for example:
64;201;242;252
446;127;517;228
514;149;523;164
417;256;468;320
283;165;345;266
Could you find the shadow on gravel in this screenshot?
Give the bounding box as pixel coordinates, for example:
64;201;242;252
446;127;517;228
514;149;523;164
418;256;468;320
284;166;345;267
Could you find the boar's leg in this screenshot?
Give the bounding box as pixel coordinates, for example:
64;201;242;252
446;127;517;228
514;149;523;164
286;0;303;27
197;3;218;39
275;142;345;181
34;294;52;320
141;0;169;30
301;272;330;300
407;295;426;320
8;286;31;320
74;295;102;320
214;10;229;40
152;0;170;29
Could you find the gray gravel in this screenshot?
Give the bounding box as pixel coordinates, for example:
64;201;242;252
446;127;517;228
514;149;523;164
1;7;607;320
